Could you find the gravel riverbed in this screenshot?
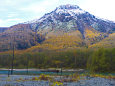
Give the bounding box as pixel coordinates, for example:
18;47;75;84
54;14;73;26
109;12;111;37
0;75;115;86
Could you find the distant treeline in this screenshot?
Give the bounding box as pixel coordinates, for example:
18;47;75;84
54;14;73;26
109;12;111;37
0;48;115;73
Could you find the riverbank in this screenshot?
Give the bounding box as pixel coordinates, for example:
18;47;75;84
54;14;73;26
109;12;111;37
0;74;115;86
0;68;85;75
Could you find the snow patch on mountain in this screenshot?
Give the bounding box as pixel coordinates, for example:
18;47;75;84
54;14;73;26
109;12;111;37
55;7;86;15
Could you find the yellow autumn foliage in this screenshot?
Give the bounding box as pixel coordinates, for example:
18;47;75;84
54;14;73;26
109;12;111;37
85;28;106;45
89;33;115;48
25;30;84;51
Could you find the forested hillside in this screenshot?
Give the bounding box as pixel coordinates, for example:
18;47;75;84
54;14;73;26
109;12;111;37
0;48;115;72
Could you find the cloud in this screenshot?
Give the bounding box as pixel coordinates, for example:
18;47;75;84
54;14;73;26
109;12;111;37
0;18;25;27
80;0;115;21
6;18;23;22
0;19;3;24
20;0;59;13
7;13;18;18
0;19;6;27
0;0;30;6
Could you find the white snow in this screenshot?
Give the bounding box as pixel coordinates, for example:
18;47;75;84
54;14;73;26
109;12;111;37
55;8;85;15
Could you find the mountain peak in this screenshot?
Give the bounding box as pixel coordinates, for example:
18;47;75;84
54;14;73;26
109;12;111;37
25;4;115;34
57;4;80;9
54;4;86;16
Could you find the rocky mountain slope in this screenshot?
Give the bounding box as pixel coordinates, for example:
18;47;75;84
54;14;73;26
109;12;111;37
0;4;115;52
28;5;115;33
0;24;45;51
0;27;8;33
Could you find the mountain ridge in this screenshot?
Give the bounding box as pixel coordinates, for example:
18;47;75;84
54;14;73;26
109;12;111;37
23;4;115;40
0;4;115;52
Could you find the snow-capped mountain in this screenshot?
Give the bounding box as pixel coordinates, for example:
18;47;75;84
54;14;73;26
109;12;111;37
25;4;115;34
1;4;115;51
